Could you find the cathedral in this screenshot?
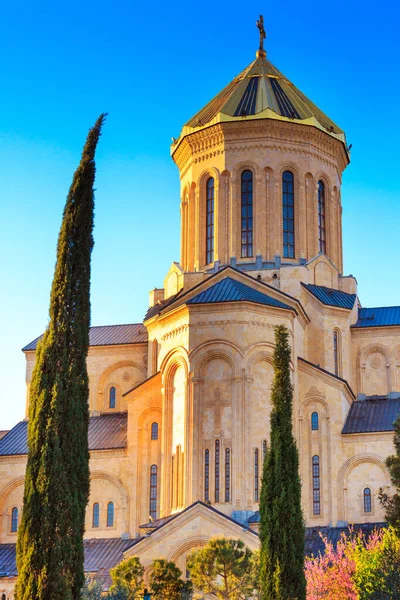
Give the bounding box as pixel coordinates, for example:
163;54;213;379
1;19;399;597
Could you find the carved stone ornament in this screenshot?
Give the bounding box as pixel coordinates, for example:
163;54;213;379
371;356;382;369
306;386;325;398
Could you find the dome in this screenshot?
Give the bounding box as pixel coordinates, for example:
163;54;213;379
173;50;346;151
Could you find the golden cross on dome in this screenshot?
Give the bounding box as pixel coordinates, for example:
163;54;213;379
256;15;266;54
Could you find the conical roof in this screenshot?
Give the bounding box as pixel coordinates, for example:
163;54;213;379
173;51;346;150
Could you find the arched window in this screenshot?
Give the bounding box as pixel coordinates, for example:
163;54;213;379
150;465;158;519
312;456;320;515
11;507;18;533
311;412;319;431
2;593;6;600
364;488;372;513
204;449;210;502
262;440;267;462
92;503;99;528
282;171;295;258
109;386;116;409
206;177;214;264
215;439;220;503
151;422;158;440
225;448;231;503
241;170;253;258
254;449;259;502
318;181;326;254
333;330;340;377
106;502;114;527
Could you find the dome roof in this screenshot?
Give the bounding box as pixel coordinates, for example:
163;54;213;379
173;51;346;150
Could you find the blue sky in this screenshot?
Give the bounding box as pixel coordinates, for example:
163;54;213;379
0;0;399;429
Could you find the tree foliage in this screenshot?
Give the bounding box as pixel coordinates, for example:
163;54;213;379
187;537;256;599
149;558;192;599
305;526;400;600
80;576;104;600
109;557;144;599
16;114;105;600
379;415;400;533
259;325;306;600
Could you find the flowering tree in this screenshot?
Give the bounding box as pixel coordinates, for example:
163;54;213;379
305;532;358;600
305;526;400;600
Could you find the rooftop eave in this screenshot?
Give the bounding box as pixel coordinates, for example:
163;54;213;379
171;110;348;160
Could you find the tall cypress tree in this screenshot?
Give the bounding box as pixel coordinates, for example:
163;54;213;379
259;325;306;600
16;114;106;600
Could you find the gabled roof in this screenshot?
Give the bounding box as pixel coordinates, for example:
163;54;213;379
133;500;257;541
0;413;128;456
144;267;307;324
22;323;148;352
352;306;400;328
301;283;356;310
342;397;400;434
298;357;355;400
187;276;292;310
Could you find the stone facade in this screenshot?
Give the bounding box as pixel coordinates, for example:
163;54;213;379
1;34;399;599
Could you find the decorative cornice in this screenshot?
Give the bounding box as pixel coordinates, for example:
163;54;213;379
173;120;347;179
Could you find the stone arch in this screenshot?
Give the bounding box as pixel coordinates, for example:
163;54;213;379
360;343;391;363
359;344;391;396
337;454;390;521
90;471;130;532
233;161;259;182
314;260;334;287
160;347;189;382
190;341;241;380
168;536;209;564
0;476;25;514
246;348;274;374
314;171;332;194
97;360;146;411
300;395;330;418
197;166;220;191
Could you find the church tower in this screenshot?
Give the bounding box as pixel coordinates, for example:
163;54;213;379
171;19;350;291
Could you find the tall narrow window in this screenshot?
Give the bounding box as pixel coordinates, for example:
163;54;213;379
254;449;259;502
225;448;231;502
262;440;267;462
150;464;158;519
151;422;158;440
318;181;326;254
109;386;116;409
282;171;295;258
311;412;319;431
206;177;214;264
215;439;220;503
204;449;210;502
333;330;340;376
364;488;372;513
106;502;114;527
241;170;253;258
11;507;18;533
92;503;99;528
312;456;320;515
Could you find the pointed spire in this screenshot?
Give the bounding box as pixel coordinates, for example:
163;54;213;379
256;15;267;58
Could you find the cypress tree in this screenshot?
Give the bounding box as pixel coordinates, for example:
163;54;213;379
16;114;106;600
259;325;306;600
